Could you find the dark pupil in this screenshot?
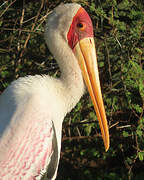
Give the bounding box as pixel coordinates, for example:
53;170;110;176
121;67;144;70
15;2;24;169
77;23;83;28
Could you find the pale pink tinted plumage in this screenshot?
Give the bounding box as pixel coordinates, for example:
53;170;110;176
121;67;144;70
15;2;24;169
0;96;53;179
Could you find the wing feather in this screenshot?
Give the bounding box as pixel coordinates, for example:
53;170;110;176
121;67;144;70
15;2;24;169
0;87;58;179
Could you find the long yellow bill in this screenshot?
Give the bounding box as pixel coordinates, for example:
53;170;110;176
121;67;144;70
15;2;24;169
74;37;110;151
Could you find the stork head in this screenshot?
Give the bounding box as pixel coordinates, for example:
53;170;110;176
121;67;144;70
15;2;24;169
45;3;109;151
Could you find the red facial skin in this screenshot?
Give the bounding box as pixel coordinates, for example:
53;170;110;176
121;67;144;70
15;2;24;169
67;7;94;49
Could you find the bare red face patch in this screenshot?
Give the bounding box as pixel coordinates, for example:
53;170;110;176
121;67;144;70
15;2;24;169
67;7;94;49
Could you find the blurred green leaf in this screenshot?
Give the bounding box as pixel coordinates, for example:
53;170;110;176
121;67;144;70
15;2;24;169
138;152;144;161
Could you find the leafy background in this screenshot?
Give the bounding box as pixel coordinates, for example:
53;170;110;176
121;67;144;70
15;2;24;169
0;0;144;180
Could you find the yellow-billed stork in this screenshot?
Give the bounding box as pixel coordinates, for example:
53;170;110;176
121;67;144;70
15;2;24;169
0;3;109;180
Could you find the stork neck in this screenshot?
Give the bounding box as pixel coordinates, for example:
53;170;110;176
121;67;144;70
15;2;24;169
60;50;83;89
58;42;85;112
60;54;85;115
46;33;85;113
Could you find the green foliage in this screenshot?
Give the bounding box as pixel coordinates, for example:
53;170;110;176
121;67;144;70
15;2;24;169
0;0;144;180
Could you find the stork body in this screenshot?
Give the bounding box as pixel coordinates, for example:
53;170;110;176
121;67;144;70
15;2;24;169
0;3;109;180
0;74;84;179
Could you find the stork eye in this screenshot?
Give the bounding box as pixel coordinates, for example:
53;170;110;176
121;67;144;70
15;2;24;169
77;22;86;30
77;23;83;28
